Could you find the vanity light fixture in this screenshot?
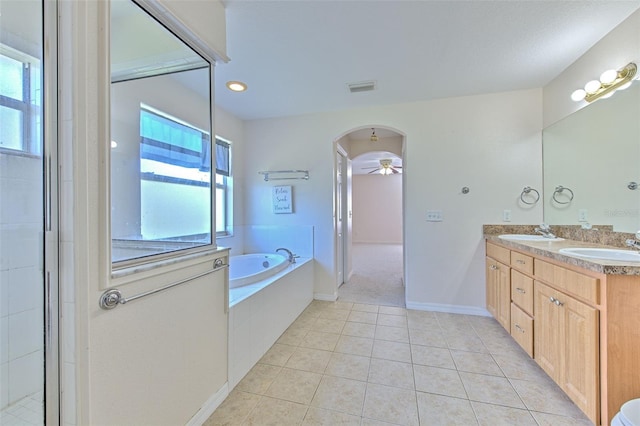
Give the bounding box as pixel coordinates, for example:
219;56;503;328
370;128;378;142
226;81;247;92
571;62;637;103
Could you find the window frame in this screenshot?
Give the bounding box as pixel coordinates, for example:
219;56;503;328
215;136;232;237
0;45;41;156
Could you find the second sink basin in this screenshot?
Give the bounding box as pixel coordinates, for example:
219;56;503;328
499;234;564;242
559;247;640;262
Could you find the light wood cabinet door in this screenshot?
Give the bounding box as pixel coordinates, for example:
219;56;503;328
560;292;599;423
486;257;510;331
534;281;599;424
534;281;563;382
486;257;498;319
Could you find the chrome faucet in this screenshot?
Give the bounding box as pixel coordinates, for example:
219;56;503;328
626;231;640;250
534;223;557;239
276;247;299;263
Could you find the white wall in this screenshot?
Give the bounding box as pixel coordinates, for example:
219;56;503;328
352;174;403;244
214;106;246;254
242;89;544;309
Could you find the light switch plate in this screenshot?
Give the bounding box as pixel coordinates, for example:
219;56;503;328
503;210;512;222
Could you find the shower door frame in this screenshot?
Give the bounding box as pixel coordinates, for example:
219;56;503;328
43;0;60;424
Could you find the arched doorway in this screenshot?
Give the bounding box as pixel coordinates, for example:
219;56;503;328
334;126;406;307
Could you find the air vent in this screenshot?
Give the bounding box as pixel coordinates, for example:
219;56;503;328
348;80;376;93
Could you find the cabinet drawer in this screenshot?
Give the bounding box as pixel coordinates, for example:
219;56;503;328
511;251;533;274
534;259;599;305
487;242;510;265
511;270;533;315
511;303;533;357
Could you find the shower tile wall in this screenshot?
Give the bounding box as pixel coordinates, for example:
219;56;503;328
0;153;44;409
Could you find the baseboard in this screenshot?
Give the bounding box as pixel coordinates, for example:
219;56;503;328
314;292;337;301
186;382;229;426
406;301;491;317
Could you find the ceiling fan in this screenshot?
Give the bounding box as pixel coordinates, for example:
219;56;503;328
364;159;402;175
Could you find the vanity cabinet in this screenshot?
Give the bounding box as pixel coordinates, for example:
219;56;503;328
486;243;511;331
484;239;640;426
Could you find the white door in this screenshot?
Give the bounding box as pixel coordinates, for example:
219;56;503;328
336;152;344;286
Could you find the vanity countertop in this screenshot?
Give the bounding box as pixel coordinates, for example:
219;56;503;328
485;234;640;276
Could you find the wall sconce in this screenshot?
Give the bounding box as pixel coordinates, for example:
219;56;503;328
571;62;637;103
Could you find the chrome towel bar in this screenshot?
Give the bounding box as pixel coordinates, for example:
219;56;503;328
99;259;228;310
520;186;540;205
258;170;309;181
552;185;574;204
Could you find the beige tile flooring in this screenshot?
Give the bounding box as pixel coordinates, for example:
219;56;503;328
205;301;593;426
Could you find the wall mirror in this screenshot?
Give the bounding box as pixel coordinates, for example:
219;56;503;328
110;0;213;265
543;82;640;232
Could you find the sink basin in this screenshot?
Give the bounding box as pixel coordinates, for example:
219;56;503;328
498;234;564;242
559;247;640;262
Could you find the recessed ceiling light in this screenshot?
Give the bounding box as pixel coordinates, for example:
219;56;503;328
226;81;247;92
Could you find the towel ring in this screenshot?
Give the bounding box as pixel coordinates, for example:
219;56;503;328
552;185;574;204
520;186;540;205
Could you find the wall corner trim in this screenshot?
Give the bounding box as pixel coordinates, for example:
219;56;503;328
405;301;491;317
313;292;338;302
185;382;229;426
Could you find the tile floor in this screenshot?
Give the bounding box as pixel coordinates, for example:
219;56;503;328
0;392;44;426
205;301;593;426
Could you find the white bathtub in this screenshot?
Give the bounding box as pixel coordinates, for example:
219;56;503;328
229;253;289;288
227;254;313;389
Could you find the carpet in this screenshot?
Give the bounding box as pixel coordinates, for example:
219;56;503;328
338;243;405;307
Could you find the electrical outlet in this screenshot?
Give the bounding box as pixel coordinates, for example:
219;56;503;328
579;209;588;222
503;209;512;222
426;210;443;222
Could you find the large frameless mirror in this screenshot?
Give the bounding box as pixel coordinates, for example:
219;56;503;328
543;82;640;232
110;0;213;266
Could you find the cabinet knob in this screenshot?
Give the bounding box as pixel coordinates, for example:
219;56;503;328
549;296;564;307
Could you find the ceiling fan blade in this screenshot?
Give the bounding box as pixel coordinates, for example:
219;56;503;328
391;168;400;174
368;169;380;174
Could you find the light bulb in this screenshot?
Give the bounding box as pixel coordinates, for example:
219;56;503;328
226;81;247;92
599;69;618;84
571;89;586;102
584;80;602;94
600;91;614;99
111;140;118;148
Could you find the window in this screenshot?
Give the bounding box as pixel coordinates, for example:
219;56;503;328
0;46;41;154
215;138;231;236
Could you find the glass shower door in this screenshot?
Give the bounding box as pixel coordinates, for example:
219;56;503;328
0;0;54;424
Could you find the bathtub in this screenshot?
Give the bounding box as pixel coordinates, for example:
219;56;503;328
227;253;313;389
229;253;289;288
